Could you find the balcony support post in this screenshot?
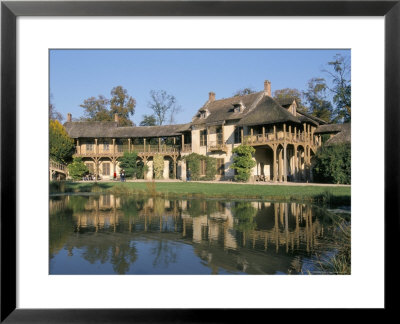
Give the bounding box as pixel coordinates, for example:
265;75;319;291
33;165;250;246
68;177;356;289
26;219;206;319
283;144;287;182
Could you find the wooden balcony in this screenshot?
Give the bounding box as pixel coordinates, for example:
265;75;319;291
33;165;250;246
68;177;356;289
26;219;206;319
208;141;228;152
74;144;181;157
181;144;192;152
243;132;310;146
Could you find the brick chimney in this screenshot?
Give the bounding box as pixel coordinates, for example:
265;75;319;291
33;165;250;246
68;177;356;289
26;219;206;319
209;92;216;102
114;113;119;123
67;113;72;122
264;80;271;96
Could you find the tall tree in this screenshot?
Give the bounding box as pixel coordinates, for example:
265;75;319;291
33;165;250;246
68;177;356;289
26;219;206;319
323;54;351;122
49;119;75;164
140;114;157;126
80;95;110;121
148;90;180;125
303;78;333;123
109;86;136;126
233;87;255;97
49;95;63;121
273;88;306;111
80;86;136;125
49;103;64;122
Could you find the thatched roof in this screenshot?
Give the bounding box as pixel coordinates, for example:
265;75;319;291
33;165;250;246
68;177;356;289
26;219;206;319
191;91;265;125
315;123;348;134
296;110;328;125
325;123;351;145
275;97;296;108
64;121;191;139
237;96;301;126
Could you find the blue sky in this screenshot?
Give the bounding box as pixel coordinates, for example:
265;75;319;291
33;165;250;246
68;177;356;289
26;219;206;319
50;49;350;125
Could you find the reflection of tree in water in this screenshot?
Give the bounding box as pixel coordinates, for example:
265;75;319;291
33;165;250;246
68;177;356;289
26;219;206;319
49;197;75;259
232;202;257;233
151;239;179;268
65;233;138;274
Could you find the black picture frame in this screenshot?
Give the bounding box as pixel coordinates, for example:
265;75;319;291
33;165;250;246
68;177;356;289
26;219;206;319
1;0;398;322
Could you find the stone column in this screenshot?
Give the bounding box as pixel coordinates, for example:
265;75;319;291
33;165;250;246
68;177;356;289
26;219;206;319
181;159;186;181
173;157;177;179
273;145;277;182
163;159;170;179
146;160;153;180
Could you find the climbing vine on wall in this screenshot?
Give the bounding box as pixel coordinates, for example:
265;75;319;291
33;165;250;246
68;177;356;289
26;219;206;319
183;153;217;181
153;154;164;179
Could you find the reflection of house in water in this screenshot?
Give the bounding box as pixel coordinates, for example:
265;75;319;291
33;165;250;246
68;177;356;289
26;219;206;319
60;196;325;255
52;195;333;274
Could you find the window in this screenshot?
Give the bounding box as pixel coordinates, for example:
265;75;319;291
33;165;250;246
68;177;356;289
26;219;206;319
102;163;110;176
86;144;93;151
234;127;242;144
103;142;109;151
216;127;223;145
200;129;207;147
200;160;206;176
217;159;225;176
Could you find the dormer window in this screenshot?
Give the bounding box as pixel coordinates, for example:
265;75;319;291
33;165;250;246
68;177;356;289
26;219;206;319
232;103;244;113
199;108;209;119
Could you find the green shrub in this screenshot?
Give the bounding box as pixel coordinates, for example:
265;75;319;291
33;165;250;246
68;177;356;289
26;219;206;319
67;158;89;180
118;152;138;179
153;154;164;179
313;143;351;184
184;153;217;181
230;145;256;182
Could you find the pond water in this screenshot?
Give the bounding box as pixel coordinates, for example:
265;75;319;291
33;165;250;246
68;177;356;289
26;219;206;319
49;194;350;275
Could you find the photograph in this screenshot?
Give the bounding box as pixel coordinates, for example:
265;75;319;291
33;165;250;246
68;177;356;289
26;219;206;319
49;49;351;275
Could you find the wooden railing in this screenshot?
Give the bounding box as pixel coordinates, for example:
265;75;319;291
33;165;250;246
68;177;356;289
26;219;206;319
75;144;181;156
244;132;308;145
182;144;192;152
208;141;227;151
49;160;67;173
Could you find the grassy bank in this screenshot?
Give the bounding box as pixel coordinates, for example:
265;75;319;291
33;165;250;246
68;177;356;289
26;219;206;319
50;181;351;206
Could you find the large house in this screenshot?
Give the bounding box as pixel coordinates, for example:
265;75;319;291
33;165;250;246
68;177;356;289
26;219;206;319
64;80;350;182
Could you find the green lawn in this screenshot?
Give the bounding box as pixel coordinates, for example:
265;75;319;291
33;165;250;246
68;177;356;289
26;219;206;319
50;181;351;206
